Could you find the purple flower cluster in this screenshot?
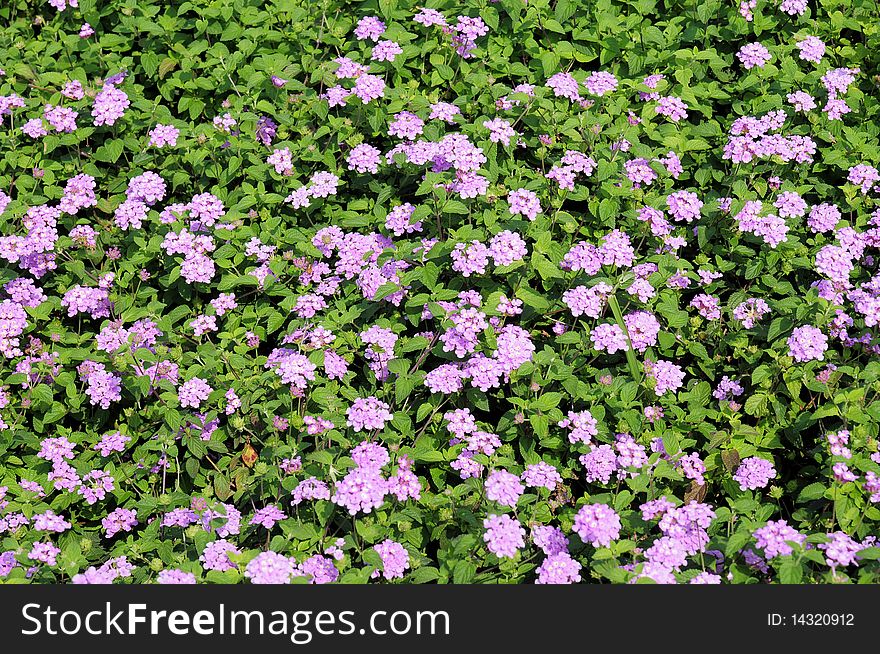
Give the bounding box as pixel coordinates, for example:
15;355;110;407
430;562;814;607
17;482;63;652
734;457;776;490
787;325;828;362
483;514;526;558
573;503;621;547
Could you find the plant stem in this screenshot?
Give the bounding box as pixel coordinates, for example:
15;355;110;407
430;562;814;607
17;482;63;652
607;294;642;385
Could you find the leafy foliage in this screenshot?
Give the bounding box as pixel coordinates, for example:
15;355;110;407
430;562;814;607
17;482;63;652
0;0;879;584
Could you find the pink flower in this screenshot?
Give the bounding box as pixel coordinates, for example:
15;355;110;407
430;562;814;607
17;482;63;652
178;377;213;409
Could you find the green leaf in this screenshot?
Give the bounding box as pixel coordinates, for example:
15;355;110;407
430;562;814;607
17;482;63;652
662;430;680;456
751;365;774;386
43;402;67;424
452;559;476;583
744;393;769;416
444;201;470;215
779;559;803;584
409;567;440;583
533;392;563;411
515;285;550;311
797;482;827;503
159;58;178;79
184;435;208;458
555;0;576;22
531;252;562;280
530;413;550;438
96;139;125;163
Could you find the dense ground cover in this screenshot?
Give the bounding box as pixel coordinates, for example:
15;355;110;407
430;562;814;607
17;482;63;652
1;0;879;584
